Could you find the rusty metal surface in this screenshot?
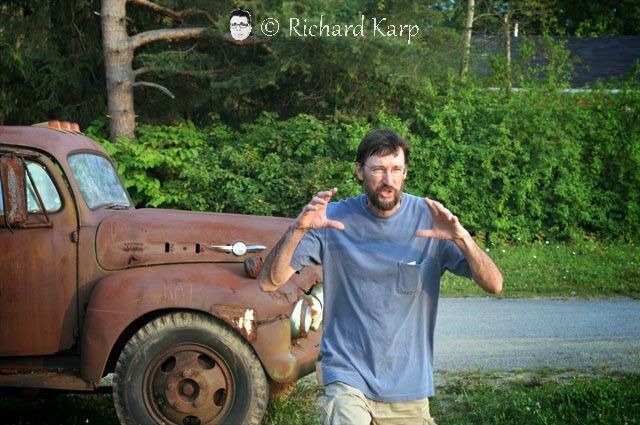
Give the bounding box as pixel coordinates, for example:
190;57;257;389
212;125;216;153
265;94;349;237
80;262;321;382
0;370;95;391
243;255;263;278
254;319;322;383
0;154;27;226
0;153;78;356
211;305;257;342
0;126;109;160
95;209;294;270
145;343;233;423
1;125;126;230
1;124;324;393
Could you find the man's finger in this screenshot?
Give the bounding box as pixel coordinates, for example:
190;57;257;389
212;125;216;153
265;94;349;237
433;201;447;215
310;196;327;206
416;229;436;238
424;197;440;217
326;219;345;231
317;187;338;201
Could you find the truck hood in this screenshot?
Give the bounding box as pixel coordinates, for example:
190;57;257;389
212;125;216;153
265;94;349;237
96;208;292;270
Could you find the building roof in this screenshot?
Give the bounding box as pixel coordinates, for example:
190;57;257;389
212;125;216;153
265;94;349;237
474;35;640;87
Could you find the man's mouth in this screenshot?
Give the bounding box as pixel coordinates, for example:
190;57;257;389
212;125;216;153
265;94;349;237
377;187;395;199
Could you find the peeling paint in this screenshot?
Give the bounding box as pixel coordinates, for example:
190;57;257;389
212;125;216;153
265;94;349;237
211;305;257;342
236;309;255;335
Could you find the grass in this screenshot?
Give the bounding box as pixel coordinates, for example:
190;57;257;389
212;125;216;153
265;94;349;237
430;369;640;425
2;370;638;424
0;243;637;423
441;241;640;298
262;376;324;425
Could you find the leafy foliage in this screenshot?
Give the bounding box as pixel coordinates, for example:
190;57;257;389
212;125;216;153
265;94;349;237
0;0;105;127
89;76;640;243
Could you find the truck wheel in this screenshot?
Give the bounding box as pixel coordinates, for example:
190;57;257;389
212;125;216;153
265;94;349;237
112;311;267;425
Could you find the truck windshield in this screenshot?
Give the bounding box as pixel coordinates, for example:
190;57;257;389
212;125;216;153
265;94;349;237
68;153;131;209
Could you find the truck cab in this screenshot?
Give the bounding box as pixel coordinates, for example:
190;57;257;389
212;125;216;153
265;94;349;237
0;121;323;425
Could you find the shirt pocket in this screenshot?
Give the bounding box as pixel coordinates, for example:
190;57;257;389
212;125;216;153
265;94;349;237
396;261;422;295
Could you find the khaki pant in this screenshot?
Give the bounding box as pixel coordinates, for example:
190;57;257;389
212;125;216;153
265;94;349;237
321;381;437;425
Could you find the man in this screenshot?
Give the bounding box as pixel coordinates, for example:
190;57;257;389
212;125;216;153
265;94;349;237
258;129;502;424
229;9;252;41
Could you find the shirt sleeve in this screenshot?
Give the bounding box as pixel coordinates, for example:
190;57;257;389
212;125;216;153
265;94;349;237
290;229;323;271
439;240;473;279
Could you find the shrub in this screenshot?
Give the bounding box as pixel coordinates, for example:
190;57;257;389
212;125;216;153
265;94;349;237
88;81;640;243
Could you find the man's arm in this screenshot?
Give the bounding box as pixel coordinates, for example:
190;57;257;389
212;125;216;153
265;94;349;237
258;188;344;292
258;225;308;291
452;233;503;293
416;198;503;294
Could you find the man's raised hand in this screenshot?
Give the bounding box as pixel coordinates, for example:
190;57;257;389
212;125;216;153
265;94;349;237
416;198;470;241
295;188;345;231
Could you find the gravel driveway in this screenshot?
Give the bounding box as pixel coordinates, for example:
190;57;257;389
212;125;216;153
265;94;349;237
434;298;640;371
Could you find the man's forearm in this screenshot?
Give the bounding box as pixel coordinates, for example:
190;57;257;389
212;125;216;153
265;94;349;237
258;224;308;291
454;234;503;294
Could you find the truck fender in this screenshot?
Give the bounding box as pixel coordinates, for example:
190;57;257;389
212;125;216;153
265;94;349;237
79;262;302;384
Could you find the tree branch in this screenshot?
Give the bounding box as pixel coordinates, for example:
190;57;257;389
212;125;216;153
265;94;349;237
129;0;181;19
128;0;216;24
221;34;273;53
130;28;207;49
473;12;497;22
132;81;175;98
133;67;161;77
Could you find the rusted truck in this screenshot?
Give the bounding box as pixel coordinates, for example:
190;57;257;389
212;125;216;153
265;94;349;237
0;121;323;424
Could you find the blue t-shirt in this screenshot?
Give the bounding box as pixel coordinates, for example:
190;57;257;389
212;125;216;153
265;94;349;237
291;193;472;402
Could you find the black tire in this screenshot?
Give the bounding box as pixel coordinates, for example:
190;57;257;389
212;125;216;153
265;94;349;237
112;311;268;425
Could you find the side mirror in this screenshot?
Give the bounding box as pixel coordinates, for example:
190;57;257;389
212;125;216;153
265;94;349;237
0;153;28;227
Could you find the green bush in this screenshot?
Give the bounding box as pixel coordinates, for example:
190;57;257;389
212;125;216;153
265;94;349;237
88;81;640;243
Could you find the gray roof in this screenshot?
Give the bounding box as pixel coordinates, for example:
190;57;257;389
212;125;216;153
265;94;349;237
474;36;640;87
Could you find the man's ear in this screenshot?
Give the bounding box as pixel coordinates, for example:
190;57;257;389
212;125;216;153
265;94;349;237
355;163;364;181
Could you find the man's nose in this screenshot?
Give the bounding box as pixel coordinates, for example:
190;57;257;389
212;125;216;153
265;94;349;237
382;170;394;185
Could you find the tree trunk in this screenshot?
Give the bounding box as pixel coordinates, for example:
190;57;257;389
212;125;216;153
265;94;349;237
102;0;136;141
101;0;207;142
503;12;512;91
101;1;267;141
460;0;475;80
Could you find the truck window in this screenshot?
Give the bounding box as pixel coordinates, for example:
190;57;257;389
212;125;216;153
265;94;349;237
26;161;62;212
68;153;131;209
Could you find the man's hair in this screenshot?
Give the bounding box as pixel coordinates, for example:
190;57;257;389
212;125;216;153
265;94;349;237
230;9;251;24
356;129;409;166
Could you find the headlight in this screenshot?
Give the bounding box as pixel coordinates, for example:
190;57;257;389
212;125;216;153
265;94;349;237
290;298;312;339
309;285;323;331
290;285;324;338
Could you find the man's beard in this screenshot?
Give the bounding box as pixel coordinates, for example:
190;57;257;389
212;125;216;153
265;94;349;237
364;180;404;212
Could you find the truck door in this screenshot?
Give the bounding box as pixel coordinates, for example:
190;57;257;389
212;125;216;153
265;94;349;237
0;151;78;355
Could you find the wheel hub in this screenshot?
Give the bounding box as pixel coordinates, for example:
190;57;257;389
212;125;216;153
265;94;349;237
144;344;233;424
179;379;198;399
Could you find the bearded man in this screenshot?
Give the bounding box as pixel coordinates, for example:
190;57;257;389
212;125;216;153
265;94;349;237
258;129;502;425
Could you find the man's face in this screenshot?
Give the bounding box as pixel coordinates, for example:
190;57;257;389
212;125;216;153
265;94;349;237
230;15;251;40
356;149;407;215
